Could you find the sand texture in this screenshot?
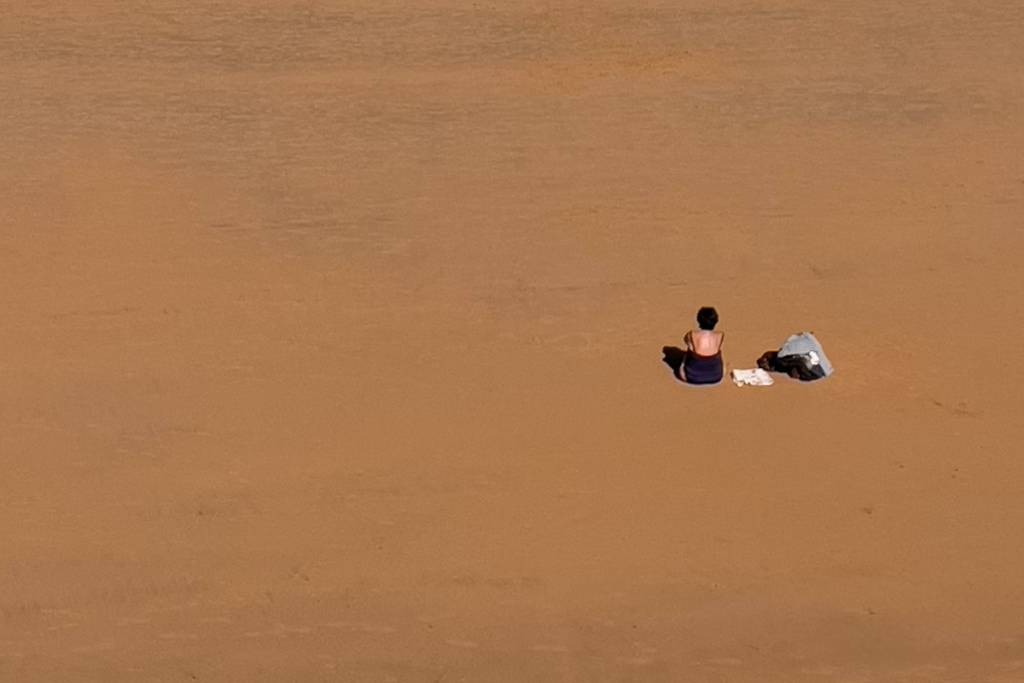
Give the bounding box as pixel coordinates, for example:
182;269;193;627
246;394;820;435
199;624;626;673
2;1;1024;681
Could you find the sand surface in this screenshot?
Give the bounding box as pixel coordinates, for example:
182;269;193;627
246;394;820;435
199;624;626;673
3;1;1024;681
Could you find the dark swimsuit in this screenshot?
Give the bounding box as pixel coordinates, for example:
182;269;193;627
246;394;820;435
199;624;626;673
683;352;723;385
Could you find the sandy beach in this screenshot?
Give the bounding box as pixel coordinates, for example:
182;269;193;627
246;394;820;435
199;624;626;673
2;1;1024;680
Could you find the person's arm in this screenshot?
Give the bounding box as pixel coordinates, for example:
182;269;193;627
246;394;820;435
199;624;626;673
683;330;693;351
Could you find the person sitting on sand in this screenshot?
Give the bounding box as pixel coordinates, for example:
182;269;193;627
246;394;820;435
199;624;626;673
681;306;724;385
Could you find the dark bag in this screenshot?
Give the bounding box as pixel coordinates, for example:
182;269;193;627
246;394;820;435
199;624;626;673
757;351;827;382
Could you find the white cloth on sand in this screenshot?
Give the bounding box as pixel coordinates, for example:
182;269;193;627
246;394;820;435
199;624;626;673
731;368;774;387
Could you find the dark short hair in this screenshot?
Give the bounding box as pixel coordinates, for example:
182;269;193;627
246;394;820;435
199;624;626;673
696;306;719;330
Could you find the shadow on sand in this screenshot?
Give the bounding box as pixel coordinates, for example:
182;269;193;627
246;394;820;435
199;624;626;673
661;346;687;382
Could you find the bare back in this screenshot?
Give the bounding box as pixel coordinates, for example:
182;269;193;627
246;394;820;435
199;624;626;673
685;329;724;358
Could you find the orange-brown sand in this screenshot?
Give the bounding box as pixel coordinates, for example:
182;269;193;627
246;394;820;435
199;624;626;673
3;1;1024;681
